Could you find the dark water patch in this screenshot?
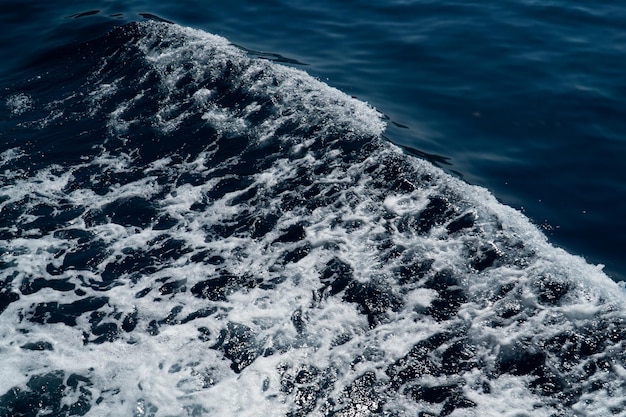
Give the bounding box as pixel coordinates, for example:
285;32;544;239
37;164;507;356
122;309;138;332
405;384;460;404
343;278;403;328
495;299;523;320
147;319;160;336
62;239;109;273
495;340;573;405
416;196;455;235
189;251;225;265
440;340;477;375
291;309;306;335
422;270;467;321
0;277;20;315
468;243;502;272
274;223;307;244
279;364;336;417
279;243;312;265
498;342;546;376
88;312;120;344
386;332;454;389
394;259;434;285
134;287;152;299
20;340;54;351
102;249;157;283
103;196;158;228
52;228;92;243
180;307;218;324
197;326;212;342
0;198;29;239
26;297;109;326
147;236;191;261
318;258;354;299
19;277;75;295
388;332;480;415
191;272;260;301
248;213;280;239
534;273;570;306
158;278;187;296
101;237;190;283
153;213;178;230
0;371;92;417
158;305;185;326
207;207;267;239
211;322;259;373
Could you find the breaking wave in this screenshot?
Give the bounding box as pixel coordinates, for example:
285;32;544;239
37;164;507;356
1;21;626;416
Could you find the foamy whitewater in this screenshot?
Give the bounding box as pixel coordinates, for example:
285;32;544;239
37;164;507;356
1;21;626;417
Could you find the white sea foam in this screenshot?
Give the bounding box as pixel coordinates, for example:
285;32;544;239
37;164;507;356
5;93;32;115
1;21;626;417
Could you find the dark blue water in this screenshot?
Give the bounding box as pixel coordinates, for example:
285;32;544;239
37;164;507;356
2;2;626;416
2;0;624;281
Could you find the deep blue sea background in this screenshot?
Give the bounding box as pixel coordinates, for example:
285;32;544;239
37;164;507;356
2;0;625;281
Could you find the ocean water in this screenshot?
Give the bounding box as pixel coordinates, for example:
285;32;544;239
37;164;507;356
1;1;626;416
2;0;625;281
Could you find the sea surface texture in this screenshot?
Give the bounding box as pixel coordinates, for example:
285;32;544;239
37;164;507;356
1;2;625;417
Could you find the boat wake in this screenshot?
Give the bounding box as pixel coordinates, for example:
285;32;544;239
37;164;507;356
1;21;625;416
